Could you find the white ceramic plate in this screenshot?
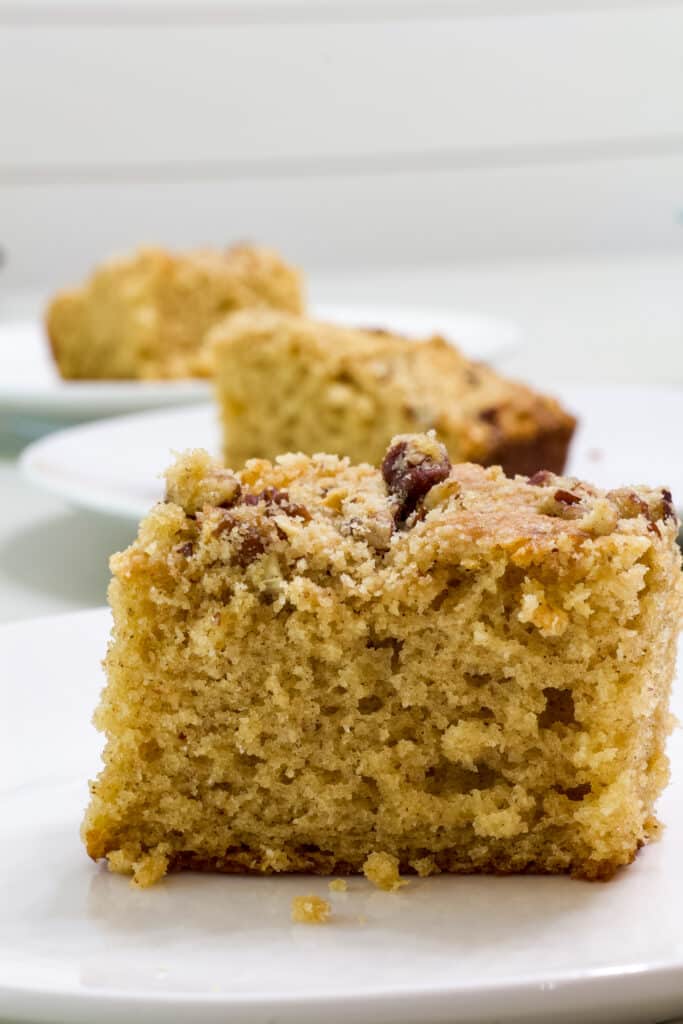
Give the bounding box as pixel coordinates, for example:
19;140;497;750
0;307;519;425
1;608;682;1024
19;386;683;522
0;321;210;422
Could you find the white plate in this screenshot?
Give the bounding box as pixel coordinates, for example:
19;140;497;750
19;386;683;522
1;608;683;1024
0;307;519;424
0;322;210;422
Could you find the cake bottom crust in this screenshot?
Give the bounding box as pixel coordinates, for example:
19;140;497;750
164;842;641;883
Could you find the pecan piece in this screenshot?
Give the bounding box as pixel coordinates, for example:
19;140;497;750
527;470;554;486
232;524;267;567
607;489;650;520
554;489;581;506
242;488;310;521
382;434;451;523
661;489;675;523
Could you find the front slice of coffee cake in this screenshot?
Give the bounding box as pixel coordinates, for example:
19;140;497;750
83;436;681;887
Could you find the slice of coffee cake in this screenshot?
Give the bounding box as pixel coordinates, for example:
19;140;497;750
210;310;575;476
83;435;681;887
47;244;303;380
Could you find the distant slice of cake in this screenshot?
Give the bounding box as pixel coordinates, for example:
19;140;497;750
210;311;576;476
83;434;681;888
46;244;304;380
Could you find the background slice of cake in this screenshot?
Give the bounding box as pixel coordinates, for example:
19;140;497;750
210;310;576;476
83;434;681;887
46;244;304;380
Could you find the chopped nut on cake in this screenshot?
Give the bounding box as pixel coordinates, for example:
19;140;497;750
83;434;682;887
210;310;576;476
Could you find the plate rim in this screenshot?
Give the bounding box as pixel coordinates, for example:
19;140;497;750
18;402;218;520
2;957;683;1023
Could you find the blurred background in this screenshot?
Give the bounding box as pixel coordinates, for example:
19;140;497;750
2;0;683;381
1;0;682;622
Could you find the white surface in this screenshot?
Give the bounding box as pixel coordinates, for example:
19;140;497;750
19;386;683;522
3;5;683;288
6;9;682;168
0;306;518;423
6;156;683;292
0;607;682;1024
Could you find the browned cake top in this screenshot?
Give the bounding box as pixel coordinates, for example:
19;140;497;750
209;310;575;450
161;434;677;577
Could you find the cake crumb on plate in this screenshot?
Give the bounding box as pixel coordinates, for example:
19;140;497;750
329;878;348;893
363;852;407;892
291;895;331;924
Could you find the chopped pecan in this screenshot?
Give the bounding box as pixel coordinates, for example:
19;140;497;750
382;434;451;523
213;512;238;537
527;470;554;486
232;525;267;567
661;489;675;522
242;488;310;521
554;489;581;506
607;488;649;520
608;487;675;528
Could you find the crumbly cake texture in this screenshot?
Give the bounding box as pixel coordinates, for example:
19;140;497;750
363;851;406;891
46;244;304;380
210;310;575;476
83;434;682;887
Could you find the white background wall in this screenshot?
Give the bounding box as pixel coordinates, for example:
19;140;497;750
1;0;683;290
